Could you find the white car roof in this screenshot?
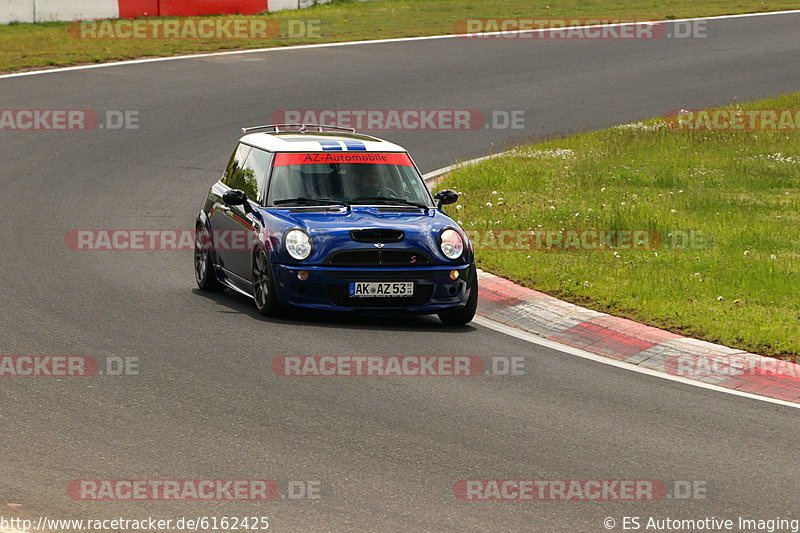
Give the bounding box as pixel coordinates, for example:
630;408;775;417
240;132;407;153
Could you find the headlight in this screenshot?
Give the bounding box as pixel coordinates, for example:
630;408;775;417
285;229;312;260
440;229;464;260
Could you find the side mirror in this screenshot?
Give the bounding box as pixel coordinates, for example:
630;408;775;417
223;189;248;206
222;189;253;215
434;189;459;209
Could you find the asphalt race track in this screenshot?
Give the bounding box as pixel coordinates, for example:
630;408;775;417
1;12;799;532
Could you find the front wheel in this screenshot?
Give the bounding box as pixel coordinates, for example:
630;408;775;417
438;270;478;326
253;249;282;316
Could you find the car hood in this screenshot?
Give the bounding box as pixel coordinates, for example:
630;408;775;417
263;206;467;265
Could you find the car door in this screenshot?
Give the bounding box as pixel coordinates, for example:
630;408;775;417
214;146;273;285
210;143;251;283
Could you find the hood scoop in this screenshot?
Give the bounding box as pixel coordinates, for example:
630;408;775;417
350;229;405;243
374;206;425;212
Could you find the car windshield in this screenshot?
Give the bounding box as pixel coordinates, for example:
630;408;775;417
267;152;432;207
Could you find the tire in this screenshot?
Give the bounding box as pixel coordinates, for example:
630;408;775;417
438;268;478;326
195;224;224;291
252;248;282;317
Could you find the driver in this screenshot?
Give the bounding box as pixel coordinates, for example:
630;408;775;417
357;166;385;198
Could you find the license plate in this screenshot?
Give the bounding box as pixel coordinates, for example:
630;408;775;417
349;281;414;298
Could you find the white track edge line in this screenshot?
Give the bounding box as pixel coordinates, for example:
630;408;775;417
474;316;800;409
422;153;507;182
1;9;799;80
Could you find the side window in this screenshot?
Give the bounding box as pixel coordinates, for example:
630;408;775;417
222;143;252;188
241;148;273;204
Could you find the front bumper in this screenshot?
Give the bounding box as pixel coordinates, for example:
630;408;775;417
272;263;475;313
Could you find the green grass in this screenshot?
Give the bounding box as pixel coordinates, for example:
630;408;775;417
2;0;800;73
439;94;800;358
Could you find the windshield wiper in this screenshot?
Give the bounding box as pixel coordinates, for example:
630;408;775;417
351;196;429;211
273;197;350;209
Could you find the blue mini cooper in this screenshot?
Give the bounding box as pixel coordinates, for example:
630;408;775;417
194;124;477;325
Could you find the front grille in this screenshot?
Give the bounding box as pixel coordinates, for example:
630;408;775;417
326;249;431;266
325;285;434;307
350;229;404;243
325;270;435;280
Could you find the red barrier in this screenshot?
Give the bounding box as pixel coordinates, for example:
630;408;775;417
118;0;269;18
157;0;267;17
119;0;158;18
